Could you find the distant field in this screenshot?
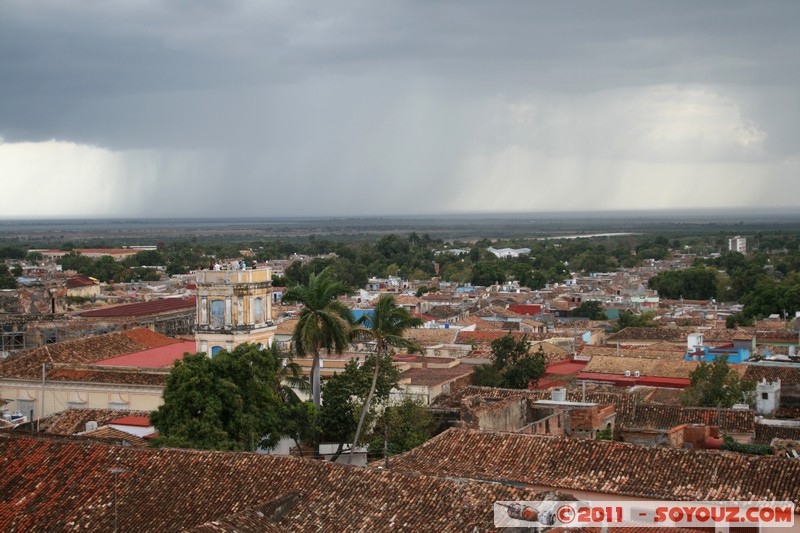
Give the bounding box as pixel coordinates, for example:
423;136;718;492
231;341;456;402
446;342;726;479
2;210;800;245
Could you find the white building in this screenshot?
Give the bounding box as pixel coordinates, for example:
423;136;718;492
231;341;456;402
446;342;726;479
487;247;531;258
728;236;747;253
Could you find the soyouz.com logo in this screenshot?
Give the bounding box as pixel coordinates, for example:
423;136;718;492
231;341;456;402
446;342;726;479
494;500;795;528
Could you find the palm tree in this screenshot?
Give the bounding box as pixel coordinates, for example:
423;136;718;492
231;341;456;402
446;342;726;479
348;294;423;463
281;267;353;408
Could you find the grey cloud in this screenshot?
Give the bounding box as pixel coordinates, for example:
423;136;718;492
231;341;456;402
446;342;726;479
0;1;798;217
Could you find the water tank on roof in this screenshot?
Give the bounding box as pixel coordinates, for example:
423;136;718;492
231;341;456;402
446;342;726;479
85;421;98;432
633;370;640;378
551;388;567;402
624;370;631;377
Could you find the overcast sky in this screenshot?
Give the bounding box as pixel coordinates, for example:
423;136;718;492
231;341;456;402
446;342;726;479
1;1;798;218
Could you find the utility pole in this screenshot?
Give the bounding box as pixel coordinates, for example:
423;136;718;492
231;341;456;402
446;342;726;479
39;363;47;431
383;419;389;469
109;468;127;533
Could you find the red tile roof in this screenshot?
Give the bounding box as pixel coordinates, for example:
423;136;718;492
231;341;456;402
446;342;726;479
66;275;97;289
79;297;196;318
389;428;800;504
432;386;752;433
400;364;475;387
43;408;152;435
91;341;195;368
0;434;575;532
108;416;151;427
0;329;178;380
755;423;800;445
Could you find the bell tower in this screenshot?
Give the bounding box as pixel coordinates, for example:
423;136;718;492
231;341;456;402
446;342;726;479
194;267;276;356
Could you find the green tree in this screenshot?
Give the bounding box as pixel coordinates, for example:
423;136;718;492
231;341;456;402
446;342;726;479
281;267;353;407
614;310;656;331
349;295;423;462
503;346;547;389
0;264;17;289
474;334;546;389
0;245;27;260
570;300;606;320
471;260;504;286
150;344;288;451
681;355;755;408
368;398;436;458
318;357;399;461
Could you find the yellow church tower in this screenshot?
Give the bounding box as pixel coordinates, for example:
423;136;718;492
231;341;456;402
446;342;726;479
194;266;276;356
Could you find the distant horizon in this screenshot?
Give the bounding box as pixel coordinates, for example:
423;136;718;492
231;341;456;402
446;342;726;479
2;206;800;223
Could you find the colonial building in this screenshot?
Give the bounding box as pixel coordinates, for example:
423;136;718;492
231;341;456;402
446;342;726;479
194;268;276;356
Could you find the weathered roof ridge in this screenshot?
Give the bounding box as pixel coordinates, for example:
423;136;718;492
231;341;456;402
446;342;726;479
0;433;576;532
388;428;800;504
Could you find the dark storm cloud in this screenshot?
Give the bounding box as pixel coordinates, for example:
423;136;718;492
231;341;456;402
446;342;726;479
1;1;798;217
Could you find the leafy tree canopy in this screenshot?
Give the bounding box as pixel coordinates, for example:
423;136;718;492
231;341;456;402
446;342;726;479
368;398;437;456
151;344;306;451
570;300;606;320
318;357;399;454
474;334;547;389
681;355;755;408
0;264;17;289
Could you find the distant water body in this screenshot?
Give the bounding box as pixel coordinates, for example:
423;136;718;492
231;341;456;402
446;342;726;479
535;232;639;240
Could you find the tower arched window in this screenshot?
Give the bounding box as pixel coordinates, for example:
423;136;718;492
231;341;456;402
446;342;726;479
253;297;264;324
210;300;225;329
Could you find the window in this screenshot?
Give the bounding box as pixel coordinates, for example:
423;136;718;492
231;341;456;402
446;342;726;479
210;300;225;329
211;345;223;357
108;402;129;411
253;297;264;324
762;392;769;400
17;399;35;417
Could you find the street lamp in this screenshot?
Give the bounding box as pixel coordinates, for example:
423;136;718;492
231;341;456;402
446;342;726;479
108;468;128;532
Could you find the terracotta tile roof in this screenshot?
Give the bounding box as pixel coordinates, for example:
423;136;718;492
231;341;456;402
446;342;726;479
82;426;149;447
389;428;800;504
754;423;800;445
456;315;507;331
43;408;152;435
623;404;755;434
0;329;177;380
66;275;97;289
109;415;151;427
605;327;687;343
580;345;685;360
431;386;751;433
476;306;523;319
456;330;527;345
400;364;475;387
402;328;458;346
47;368;168;386
0;434;576;532
394;295;422;305
274;318;298;335
744;365;800;386
193;494;293;532
78;297;196;318
582;356;701;379
121;328;182;348
530;341;569;356
756;331;800;343
91;341;195;368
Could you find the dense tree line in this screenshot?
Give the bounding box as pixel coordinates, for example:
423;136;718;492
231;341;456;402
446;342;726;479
4;231;800;321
